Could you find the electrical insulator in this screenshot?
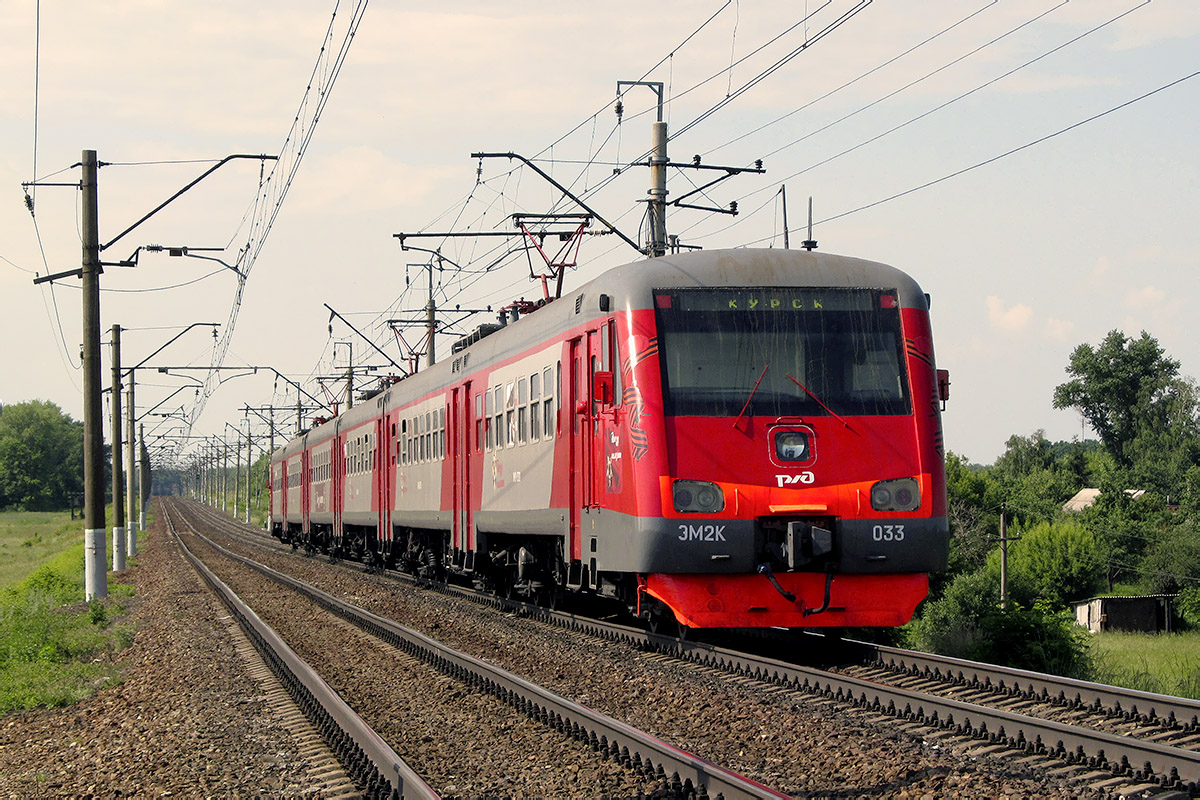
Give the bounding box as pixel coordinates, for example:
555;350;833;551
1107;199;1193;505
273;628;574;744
614;99;623;121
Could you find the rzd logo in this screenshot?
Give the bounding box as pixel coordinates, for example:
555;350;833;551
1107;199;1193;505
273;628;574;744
776;472;815;487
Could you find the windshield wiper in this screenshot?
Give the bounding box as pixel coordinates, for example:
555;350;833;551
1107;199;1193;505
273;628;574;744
733;364;769;431
786;373;856;433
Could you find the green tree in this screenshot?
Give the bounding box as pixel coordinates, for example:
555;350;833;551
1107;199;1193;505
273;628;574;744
0;401;85;511
1001;519;1105;606
1053;330;1196;471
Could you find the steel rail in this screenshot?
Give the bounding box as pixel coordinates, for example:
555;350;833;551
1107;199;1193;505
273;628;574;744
161;503;438;799
171;500;791;800
837;636;1200;733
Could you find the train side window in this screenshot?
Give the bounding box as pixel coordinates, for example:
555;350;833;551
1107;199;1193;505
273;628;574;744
431;410;438;460
529;372;541;442
438;407;446;459
601;322;610;372
485;389;494;450
555;361;562;436
505;381;516;447
475;393;484;453
543;366;554;439
492;388;501;450
517;377;528;444
428;410;435;460
610;322;623;406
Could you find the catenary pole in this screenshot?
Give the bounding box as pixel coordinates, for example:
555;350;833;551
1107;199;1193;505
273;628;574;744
1000;502;1010;610
233;430;241;518
110;324;125;572
82;151;107;600
245;420;252;524
138;422;147;531
126;376;137;556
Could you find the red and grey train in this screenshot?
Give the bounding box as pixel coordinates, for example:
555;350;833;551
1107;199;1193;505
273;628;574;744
269;248;950;630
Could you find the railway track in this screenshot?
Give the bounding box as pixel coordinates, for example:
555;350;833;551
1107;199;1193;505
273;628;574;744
166;498;790;799
161;503;435;799
179;499;1200;797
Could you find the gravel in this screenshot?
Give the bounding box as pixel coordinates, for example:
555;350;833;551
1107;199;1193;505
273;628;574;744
0;514;315;798
0;500;1116;797
190;504;1113;799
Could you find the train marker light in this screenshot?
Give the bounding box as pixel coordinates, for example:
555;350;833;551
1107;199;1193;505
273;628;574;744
673;480;725;513
869;478;920;512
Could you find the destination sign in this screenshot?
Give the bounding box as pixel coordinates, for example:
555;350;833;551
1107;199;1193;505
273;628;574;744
653;287;893;312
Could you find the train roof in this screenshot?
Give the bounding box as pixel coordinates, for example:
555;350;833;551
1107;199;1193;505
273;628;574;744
269;248;929;460
587;248;928;310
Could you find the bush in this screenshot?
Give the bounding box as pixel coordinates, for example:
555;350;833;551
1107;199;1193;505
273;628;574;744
1178;585;1200;629
1000;519;1106;606
906;567;1092;677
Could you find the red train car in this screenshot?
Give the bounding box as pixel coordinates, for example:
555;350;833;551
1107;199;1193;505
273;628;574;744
270;248;949;630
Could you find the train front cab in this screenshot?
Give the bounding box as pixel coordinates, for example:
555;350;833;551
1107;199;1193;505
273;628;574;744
608;266;949;630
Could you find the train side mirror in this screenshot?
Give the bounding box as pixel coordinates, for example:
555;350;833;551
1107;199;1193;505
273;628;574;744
593;371;614;406
936;369;951;408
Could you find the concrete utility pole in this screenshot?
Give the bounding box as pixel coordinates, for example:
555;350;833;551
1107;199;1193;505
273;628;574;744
82;151;107;601
245;423;252;524
648;118;668;258
233;432;241;519
138;422;148;531
426;262;437;368
126;377;137;556
110;325;125;572
779;185;790;250
998;502;1021;611
37;151;275;601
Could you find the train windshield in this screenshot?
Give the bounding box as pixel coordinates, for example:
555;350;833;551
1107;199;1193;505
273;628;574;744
653;287;911;417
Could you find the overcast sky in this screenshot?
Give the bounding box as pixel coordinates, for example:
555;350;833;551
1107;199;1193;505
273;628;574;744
1;0;1197;466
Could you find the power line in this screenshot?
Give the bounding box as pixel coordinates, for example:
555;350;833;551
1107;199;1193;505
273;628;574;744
703;0;1001;160
192;0;370;429
787;69;1200;236
762;0;1145;193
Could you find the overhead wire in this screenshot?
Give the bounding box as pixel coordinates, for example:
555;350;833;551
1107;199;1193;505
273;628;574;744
26;0;80;380
678;0;1150;247
757;0;1111;185
702;0;1000;159
192;0;370;429
740;69;1200;244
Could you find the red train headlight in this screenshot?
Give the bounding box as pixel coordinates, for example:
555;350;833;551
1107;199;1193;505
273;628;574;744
870;478;920;512
673;480;725;513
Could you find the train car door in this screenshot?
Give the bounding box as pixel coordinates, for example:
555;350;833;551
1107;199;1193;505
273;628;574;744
375;415;389;555
568;332;601;565
332;428;343;540
279;459;287;524
301;447;311;535
593;320;618;500
450;383;473;567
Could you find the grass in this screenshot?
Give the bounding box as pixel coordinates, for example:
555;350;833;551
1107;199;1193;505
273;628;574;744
1088;630;1200;700
0;509;136;715
0;511;87;588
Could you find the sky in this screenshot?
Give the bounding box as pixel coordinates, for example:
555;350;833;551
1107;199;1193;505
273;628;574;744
1;0;1197;467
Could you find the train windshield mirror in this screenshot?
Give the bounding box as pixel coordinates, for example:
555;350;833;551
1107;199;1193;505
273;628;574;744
654;287;911;418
